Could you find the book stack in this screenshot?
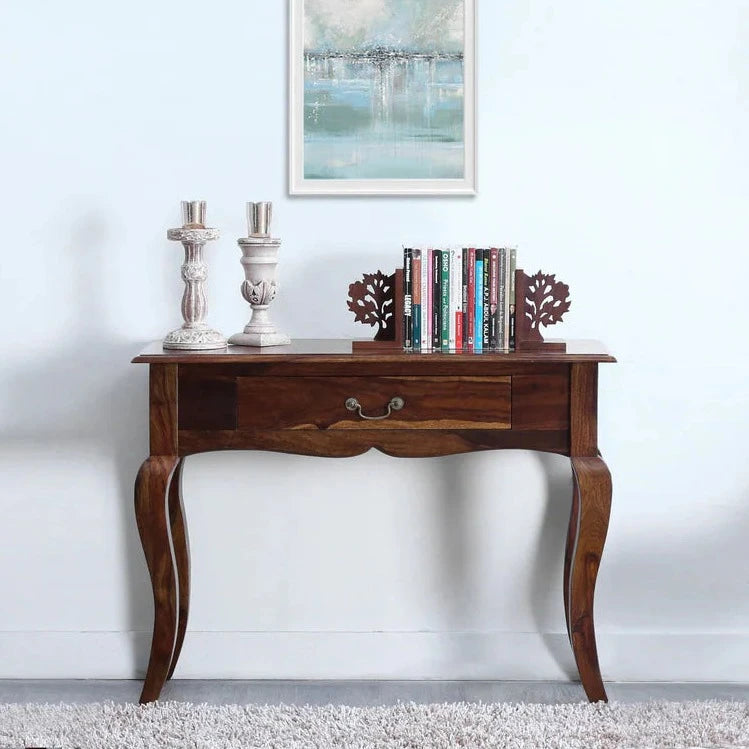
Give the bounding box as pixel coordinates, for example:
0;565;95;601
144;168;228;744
402;248;518;352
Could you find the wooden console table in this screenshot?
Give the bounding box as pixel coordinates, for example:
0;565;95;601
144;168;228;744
132;339;615;704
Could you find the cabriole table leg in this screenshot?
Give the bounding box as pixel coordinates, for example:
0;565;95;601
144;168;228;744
134;456;180;703
566;455;612;702
166;459;190;680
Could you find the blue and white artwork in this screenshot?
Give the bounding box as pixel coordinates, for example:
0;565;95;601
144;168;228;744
291;0;475;194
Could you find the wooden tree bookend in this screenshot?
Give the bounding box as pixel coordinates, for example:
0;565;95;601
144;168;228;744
514;269;570;352
348;266;570;353
349;269;404;351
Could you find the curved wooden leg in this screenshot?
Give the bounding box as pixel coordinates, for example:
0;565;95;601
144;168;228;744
563;479;580;645
135;456;179;704
166;459;189;680
568;456;611;703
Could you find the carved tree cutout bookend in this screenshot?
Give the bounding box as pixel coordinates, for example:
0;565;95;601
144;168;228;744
348;266;570;353
514;269;570;352
349;269;404;351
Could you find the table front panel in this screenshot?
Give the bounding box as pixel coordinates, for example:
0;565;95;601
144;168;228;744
175;365;572;456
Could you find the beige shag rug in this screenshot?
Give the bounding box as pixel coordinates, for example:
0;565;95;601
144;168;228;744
0;701;747;748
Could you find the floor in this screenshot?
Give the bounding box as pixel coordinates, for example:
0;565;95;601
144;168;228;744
0;681;747;705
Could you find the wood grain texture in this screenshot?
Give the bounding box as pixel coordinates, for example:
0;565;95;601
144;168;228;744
166;459;189;681
237;376;511;431
177;362;570;379
511;370;570;431
570;364;598;456
563;479;580;645
149;365;178;456
513;270;568;353
568;456;612;703
134;342;616;705
177;428;570;458
133;339;616;365
134;456;180;703
178;374;237;431
350;268;405;349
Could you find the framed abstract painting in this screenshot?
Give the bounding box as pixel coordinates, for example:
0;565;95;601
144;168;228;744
289;0;476;196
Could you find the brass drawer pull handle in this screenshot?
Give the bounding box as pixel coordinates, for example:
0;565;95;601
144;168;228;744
345;396;405;420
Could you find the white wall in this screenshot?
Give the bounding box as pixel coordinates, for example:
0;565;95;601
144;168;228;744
1;0;748;681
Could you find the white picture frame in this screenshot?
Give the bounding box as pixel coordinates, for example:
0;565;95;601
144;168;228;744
289;0;476;196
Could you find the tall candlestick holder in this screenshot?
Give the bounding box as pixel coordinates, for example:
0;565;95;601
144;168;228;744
229;202;291;348
163;200;227;350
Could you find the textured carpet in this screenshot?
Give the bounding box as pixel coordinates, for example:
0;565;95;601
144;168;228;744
0;701;747;748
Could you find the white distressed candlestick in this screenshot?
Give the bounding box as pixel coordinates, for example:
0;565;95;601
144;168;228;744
163;200;227;350
229;202;291;348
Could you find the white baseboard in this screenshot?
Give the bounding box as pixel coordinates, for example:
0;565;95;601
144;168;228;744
0;631;747;682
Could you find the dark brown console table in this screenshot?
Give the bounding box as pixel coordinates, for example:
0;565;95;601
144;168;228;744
132;339;615;704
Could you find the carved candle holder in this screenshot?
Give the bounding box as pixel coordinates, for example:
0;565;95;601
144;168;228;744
228;202;291;348
163;201;227;351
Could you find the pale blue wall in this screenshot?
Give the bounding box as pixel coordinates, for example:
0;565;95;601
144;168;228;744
0;0;748;679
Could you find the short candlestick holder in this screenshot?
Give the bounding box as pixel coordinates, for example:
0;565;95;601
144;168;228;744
163;200;227;350
229;202;291;348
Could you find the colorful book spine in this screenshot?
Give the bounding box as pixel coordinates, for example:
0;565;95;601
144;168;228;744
467;248;475;351
509;248;517;350
454;247;463;351
448;249;456;349
440;249;450;352
450;248;462;351
420;249;429;350
412;250;421;351
432;250;441;351
482;249;490;348
474;250;483;353
426;249;433;350
460;247;468;351
400;245;517;354
497;248;505;352
502;248;511;352
489;248;499;350
403;247;413;350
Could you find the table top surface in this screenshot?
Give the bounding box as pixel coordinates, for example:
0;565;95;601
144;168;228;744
133;339;616;364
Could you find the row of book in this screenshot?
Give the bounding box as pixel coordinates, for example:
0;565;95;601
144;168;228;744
403;248;518;352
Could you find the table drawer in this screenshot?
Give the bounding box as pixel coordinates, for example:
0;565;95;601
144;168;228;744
236;376;511;431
